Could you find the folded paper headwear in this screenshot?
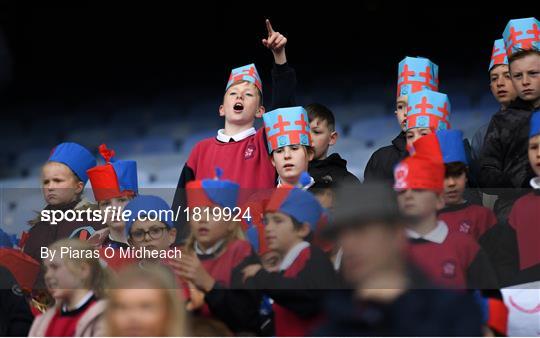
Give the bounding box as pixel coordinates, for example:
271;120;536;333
411;130;468;165
406;89;451;131
226;63;263;94
186;168;240;210
394;154;445;193
489;39;509;71
87;144;138;202
397;56;439;97
48;142;96;184
263;106;312;153
503;17;540;55
265;185;323;231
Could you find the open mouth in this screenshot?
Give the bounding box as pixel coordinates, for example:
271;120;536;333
497;90;507;96
523;89;534;95
283;163;294;170
233;102;244;113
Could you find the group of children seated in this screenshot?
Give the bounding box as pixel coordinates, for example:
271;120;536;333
1;16;540;337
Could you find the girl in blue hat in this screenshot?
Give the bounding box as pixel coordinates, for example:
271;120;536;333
24;143;104;267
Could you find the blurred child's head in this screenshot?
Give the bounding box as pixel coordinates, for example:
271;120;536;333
99;196;134;233
263;187;322;255
396;57;439;131
220;64;264;129
444;162;468;205
43;142;96;206
305;103;338;160
394;154;445;222
88;144;138;235
271;145;314;185
509;49;540;106
264;107;314;186
124;196;177;251
311;176;336;212
185;174;243;251
397;189;444;220
529;111;540;177
107;263;186;337
489;39;517;107
44;239;106;302
325;184;405;286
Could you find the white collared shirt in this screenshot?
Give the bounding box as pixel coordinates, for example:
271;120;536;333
194;239;225;256
216;127;256;143
62;291;94;312
108;233;128;244
530;177;540;189
279;241;310;272
277;176;315;190
406;220;449;244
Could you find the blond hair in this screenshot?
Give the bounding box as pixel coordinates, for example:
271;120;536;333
47;238;108;298
184;218;245;256
106;263;187;337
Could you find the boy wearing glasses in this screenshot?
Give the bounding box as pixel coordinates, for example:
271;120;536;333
124;195;177;253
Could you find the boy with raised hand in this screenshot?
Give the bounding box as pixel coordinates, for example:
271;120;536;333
172;21;297;242
480;17;540;220
261;22;359;186
262;19;298;109
364;56;439;183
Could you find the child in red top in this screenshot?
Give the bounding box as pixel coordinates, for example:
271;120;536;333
394;137;498;289
242;186;339;336
168;170;261;334
505;111;540;284
28;239;107;337
412;131;498;241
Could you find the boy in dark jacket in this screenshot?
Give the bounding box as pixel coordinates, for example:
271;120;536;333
364;56;439;183
480;18;540;221
470;39;517;166
315;183;483;336
242;186;339;336
306;103;360;186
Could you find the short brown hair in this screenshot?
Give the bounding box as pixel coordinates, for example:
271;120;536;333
305;103;335;132
445;162;468;178
508;48;540;64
